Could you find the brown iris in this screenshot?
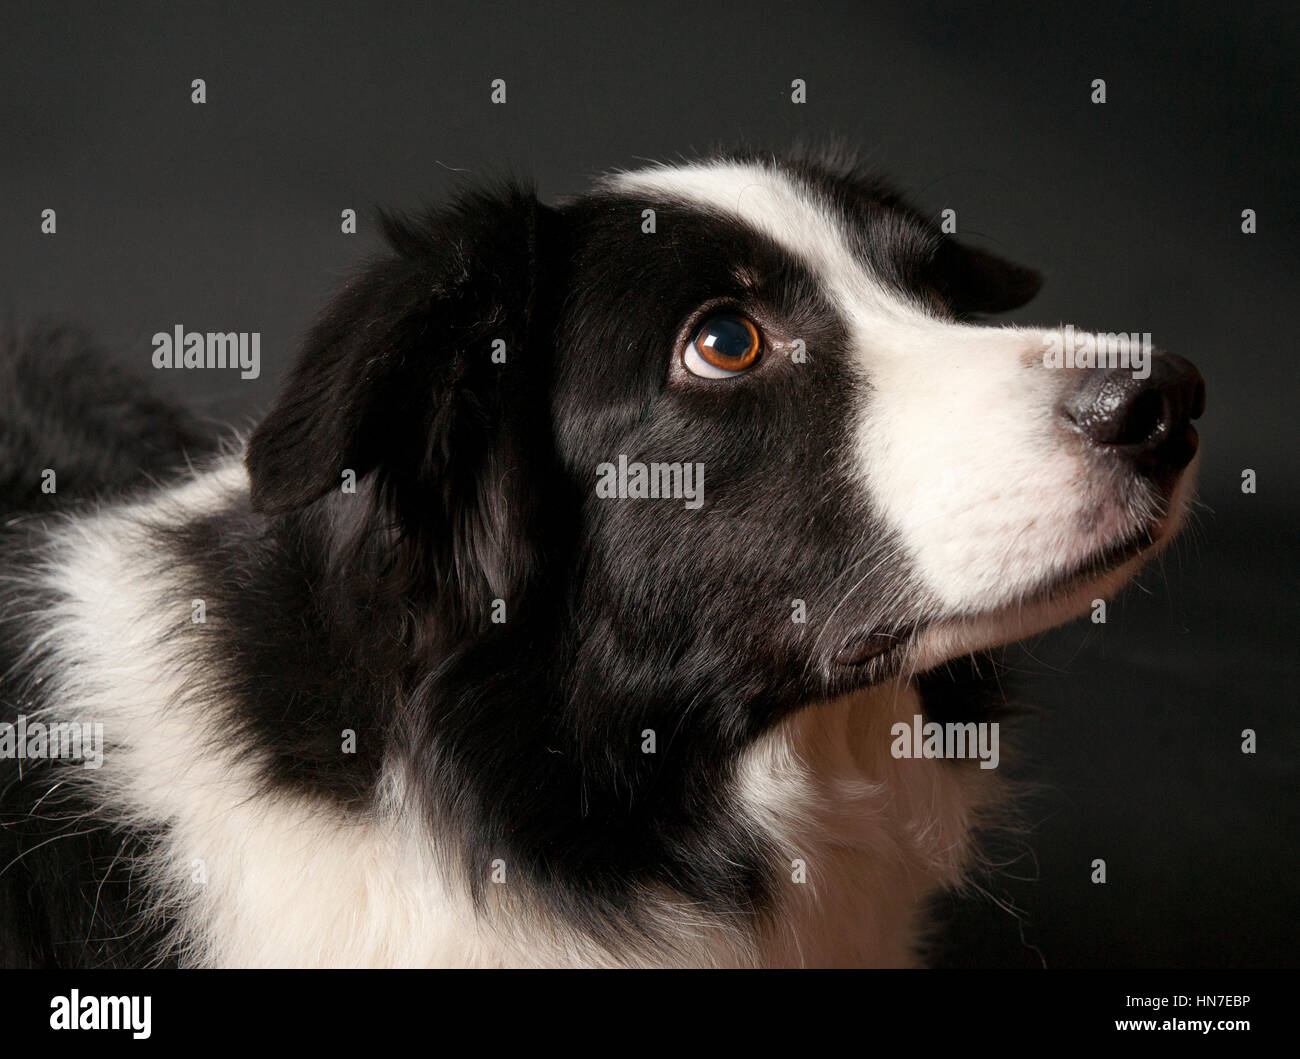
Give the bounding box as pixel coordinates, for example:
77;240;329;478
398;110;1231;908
693;313;761;372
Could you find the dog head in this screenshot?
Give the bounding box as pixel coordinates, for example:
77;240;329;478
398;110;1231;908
245;152;1204;726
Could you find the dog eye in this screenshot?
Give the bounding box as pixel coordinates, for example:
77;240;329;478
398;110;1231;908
683;313;762;378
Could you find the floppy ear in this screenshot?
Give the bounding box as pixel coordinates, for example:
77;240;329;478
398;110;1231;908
245;183;554;625
932;239;1043;314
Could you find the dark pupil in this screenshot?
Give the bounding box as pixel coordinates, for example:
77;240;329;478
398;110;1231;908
699;314;753;360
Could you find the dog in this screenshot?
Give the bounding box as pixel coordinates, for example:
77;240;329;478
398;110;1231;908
0;150;1204;967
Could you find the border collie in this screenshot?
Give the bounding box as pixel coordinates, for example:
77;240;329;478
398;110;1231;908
0;151;1204;968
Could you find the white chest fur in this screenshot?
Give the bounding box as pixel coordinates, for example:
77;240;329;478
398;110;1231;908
28;459;995;967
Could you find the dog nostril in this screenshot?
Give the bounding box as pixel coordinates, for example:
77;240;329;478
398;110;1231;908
1113;387;1166;446
1066;371;1152;446
1064;354;1204;479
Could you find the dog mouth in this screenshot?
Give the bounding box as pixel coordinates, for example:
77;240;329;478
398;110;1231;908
903;471;1196;673
834;458;1198;677
834;627;914;667
831;528;1159;674
1018;524;1157;605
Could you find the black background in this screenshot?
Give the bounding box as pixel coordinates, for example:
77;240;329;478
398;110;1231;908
2;1;1295;967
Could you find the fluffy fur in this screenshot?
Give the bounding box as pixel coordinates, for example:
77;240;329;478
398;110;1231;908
0;151;1202;967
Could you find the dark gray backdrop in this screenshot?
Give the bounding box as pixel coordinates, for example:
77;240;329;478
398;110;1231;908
3;0;1295;966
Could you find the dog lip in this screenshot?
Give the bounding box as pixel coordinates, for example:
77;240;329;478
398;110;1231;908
1024;526;1156;603
835;628;910;666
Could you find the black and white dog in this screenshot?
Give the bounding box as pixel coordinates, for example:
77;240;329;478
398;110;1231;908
0;151;1203;967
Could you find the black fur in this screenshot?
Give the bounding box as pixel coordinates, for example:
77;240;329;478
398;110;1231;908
0;324;216;513
0;154;1034;965
0;325;216;967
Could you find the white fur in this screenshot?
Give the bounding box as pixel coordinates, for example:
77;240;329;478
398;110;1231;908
739;682;1002;967
613;161;1180;646
28;454;989;966
18;161;1184;967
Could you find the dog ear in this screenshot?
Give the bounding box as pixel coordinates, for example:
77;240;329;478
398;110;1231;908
245;184;553;623
932;239;1042;314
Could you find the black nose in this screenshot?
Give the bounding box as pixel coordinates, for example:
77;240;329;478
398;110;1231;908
1064;353;1205;477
